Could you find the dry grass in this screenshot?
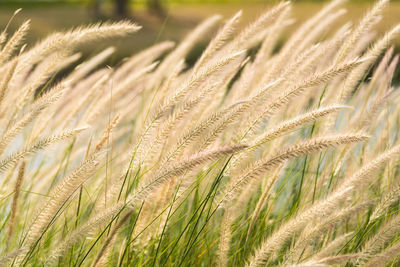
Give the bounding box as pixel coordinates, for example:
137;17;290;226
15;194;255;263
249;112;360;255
0;1;400;266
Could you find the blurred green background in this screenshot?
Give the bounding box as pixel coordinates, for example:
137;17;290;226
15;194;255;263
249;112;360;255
1;0;399;64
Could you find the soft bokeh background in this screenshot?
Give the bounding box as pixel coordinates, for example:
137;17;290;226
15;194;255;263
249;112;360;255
1;0;399;65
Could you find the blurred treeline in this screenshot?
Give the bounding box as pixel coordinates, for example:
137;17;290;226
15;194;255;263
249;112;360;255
3;0;399;2
2;0;399;18
1;0;399;82
2;0;399;20
2;0;400;6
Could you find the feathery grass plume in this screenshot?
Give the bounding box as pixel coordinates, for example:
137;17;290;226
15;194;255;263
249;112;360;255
238;58;365;140
245;186;355;267
91;210;133;267
259;43;321;90
0;86;65;155
384;53;399;83
157;100;249;170
362;240;400;267
0;127;86;174
193;10;242;73
298;254;360;266
310;232;354;260
285;23;351;84
350;49;397;130
252;105;350;147
132;184;172;238
13;52;72;114
243;6;292;91
335;0;389;63
227;1;290;52
24;149;104;248
0;160;18;189
346;29;378;60
329;54;397;175
224;165;287;262
248;141;400;266
0;249;24;267
121;143;225;215
0;20;30;63
152;15;222;86
110;60;158;99
223;134;368;206
285;264;329;267
132;144;246;204
20;21;141;68
357;212;400;264
257;4;292;60
138;51;245;166
0;8;22;49
245;164;286;239
0;56;18;107
27;85;81;141
153;59;185;103
144;81;222;164
264;0;346;79
338;24;400;103
284;0;345;55
94;114;120;153
150;49;245;123
68;46;115;85
114;41;175;82
293;8;347;57
198;98;254;150
371;182;400;220
224;77;284;136
61;70;112;127
44;202;126;266
217;207;233;267
367;45;394;88
342;142;400;189
64;66;108;101
7;161;25;243
287;202;371;263
88;61;158;123
355;87;394;132
0;35;6;50
189;51;246;113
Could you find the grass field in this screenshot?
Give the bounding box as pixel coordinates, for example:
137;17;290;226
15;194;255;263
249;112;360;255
1;0;400;266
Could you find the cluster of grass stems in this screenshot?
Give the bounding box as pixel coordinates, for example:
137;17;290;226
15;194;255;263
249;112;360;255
0;0;400;266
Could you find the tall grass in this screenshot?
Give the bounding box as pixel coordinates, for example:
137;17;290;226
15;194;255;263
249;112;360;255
0;0;400;266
